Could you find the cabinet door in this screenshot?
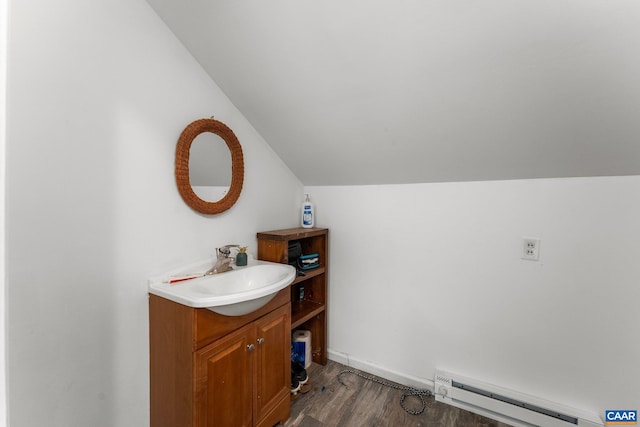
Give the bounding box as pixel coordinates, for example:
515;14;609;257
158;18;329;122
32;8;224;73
195;323;254;427
254;304;291;423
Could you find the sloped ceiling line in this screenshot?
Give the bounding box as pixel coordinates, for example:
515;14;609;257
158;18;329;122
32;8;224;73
146;0;640;185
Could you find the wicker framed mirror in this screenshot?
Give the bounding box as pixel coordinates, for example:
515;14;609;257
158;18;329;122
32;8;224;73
175;118;244;215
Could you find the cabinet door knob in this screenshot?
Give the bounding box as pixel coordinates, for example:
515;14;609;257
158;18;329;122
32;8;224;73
257;338;265;345
247;344;255;352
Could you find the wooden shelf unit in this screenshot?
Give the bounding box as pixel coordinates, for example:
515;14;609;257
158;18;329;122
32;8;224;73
257;227;328;365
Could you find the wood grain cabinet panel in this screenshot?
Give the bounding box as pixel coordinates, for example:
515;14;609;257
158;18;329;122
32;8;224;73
196;324;253;427
150;290;291;427
254;307;290;422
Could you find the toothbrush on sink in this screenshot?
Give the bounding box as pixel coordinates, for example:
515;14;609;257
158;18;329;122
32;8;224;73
165;273;204;284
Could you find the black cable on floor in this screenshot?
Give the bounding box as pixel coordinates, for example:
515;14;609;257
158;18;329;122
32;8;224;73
337;369;432;415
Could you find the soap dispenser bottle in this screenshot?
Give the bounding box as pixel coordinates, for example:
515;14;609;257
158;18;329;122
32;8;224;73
301;194;314;228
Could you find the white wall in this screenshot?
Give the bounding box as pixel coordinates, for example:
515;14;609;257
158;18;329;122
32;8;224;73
6;0;302;426
309;175;640;418
0;0;8;424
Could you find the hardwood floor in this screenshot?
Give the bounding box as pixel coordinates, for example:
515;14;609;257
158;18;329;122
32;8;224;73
283;360;513;427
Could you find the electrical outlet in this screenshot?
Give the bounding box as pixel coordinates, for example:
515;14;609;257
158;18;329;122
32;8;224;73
522;237;540;261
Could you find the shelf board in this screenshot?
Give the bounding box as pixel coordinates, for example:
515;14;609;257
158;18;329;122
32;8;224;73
256;227;328;241
291;267;325;285
291;300;325;329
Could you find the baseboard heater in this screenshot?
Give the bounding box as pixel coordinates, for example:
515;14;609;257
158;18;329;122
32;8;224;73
435;370;604;427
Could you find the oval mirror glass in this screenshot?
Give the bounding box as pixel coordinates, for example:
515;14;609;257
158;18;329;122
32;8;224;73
189;132;232;201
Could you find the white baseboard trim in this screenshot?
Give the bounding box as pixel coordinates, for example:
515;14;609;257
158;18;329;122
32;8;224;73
327;349;435;392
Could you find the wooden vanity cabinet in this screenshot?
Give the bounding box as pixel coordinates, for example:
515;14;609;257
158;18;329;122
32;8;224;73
149;288;291;427
257;227;328;365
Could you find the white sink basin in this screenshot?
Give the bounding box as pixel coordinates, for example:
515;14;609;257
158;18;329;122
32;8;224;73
149;257;296;316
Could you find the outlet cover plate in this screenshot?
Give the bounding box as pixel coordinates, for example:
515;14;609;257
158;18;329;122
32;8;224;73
522;237;540;261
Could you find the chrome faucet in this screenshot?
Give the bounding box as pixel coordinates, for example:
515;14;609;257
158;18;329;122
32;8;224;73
205;245;239;275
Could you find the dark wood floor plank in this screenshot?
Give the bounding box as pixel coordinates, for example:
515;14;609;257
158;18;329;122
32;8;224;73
336;379;389;426
284;360;513;427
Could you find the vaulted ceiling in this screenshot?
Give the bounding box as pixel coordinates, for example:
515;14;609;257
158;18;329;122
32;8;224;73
146;0;640;185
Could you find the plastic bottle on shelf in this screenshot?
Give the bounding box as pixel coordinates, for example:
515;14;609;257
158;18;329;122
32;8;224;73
301;194;314;228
